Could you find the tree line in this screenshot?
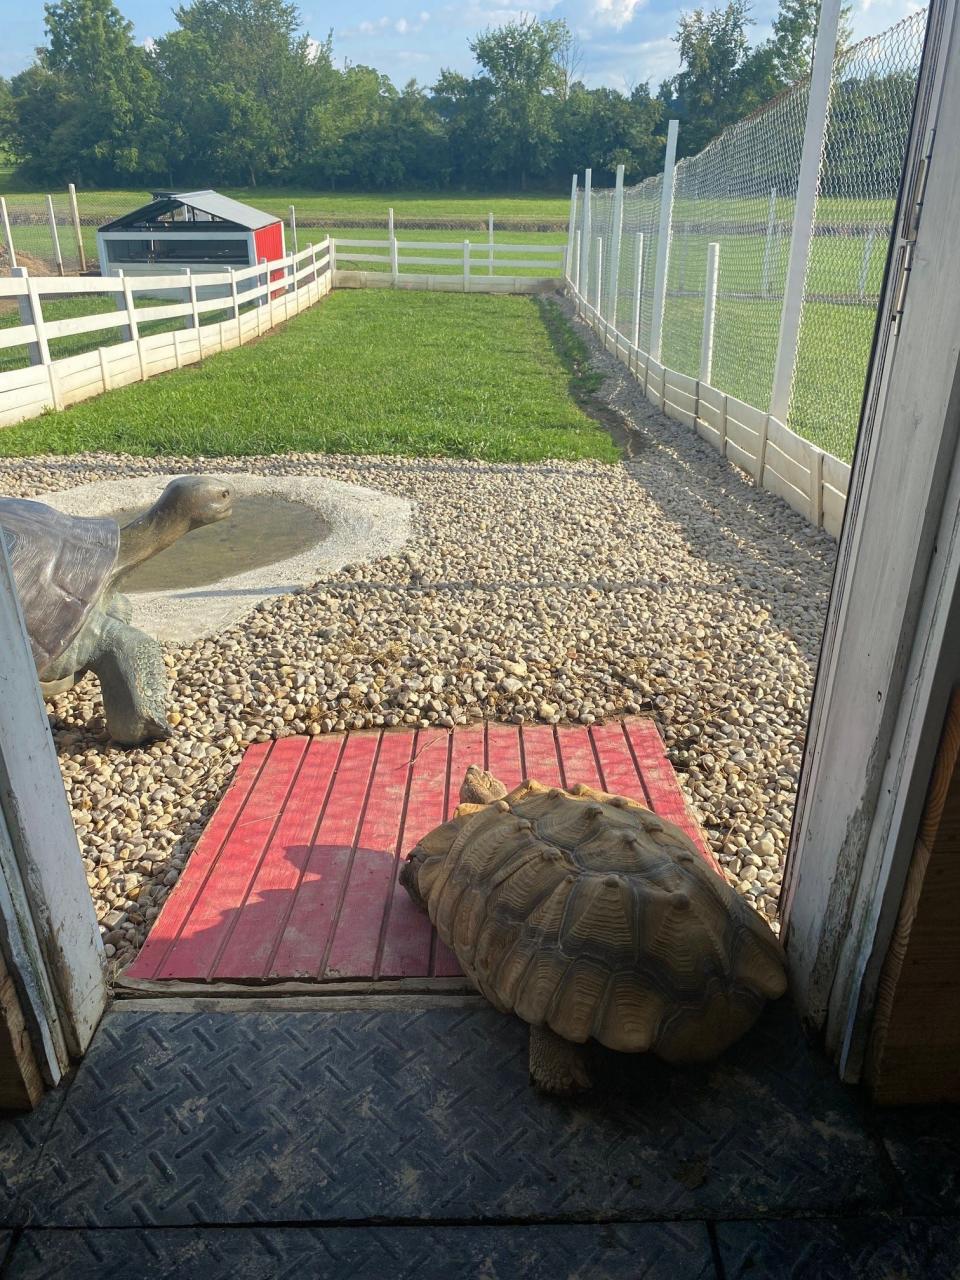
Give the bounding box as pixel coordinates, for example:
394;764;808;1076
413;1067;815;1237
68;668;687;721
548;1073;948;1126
0;0;840;192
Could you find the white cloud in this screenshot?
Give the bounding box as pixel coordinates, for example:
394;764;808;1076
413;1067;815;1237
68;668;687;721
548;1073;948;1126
589;0;647;29
341;11;430;38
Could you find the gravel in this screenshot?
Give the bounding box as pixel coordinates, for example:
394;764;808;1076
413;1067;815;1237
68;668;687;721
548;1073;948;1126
0;306;836;971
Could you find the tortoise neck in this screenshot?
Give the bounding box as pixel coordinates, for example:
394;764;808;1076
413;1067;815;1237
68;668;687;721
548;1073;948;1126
116;502;193;573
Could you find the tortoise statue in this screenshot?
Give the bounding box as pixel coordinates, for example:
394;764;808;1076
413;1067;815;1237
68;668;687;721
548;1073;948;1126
0;477;233;745
400;766;787;1094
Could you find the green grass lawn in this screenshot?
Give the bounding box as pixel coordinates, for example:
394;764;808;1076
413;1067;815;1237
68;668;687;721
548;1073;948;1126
0;291;619;462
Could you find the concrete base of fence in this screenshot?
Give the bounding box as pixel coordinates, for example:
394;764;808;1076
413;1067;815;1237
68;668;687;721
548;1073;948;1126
569;284;850;538
334;270;560;294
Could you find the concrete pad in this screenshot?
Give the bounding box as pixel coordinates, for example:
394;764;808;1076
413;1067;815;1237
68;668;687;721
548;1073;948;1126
45;472;411;644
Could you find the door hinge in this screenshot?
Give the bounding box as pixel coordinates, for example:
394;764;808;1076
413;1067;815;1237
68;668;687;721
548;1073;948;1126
892;128;934;336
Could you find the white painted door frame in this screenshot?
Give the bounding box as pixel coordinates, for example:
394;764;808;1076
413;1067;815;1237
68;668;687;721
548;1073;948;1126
782;0;960;1080
0;531;107;1084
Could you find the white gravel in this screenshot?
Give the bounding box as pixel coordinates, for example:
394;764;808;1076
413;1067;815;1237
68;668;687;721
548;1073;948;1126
0;308;836;971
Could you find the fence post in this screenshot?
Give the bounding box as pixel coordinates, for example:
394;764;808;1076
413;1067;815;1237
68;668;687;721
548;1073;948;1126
67;183;86;272
760;187;777;297
631;233;645;349
488;212;494;276
578;168;592;312
0;197;16;271
19;269;61;409
45;196;64;276
388;207;398;284
463;240;471;291
12;267;41;366
257;257;267;335
606;162;625;329
289;203;298;255
810;446;825;526
700;241;720;385
650;118;679;362
229;266;240;341
572;230;581;293
329;239;337;280
769;0;842;424
565;175;578;285
593;236;603;318
858;226;877;299
117;268;139;344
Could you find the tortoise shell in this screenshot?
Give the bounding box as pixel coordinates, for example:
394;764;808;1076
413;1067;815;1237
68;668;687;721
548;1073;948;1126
0;497;119;673
406;777;787;1062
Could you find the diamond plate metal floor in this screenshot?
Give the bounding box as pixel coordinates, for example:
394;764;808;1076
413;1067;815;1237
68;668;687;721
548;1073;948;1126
1;998;958;1278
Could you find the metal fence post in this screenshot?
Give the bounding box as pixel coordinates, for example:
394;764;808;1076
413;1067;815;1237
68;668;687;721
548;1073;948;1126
488;212;495;276
769;0;842;424
572;230;581;293
67;184;86;272
289;203;298;256
700;241;720;385
631;233;645;349
606;163;625;329
578;168;592;310
760;187;777;297
593;236;603;317
565;174;578;285
650;118;679;362
0;197;16;271
463;240;471;291
45;196;64;276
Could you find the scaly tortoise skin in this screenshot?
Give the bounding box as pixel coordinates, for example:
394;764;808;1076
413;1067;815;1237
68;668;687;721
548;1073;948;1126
400;765;787;1094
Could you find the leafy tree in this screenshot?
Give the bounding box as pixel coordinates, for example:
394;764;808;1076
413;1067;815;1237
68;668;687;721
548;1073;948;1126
151;0;333;185
11;0;161;183
659;1;756;156
0;78;19;165
556;84;662;183
469;17;567;188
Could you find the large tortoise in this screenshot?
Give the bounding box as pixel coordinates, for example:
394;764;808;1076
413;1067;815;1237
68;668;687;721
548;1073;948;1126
401;766;787;1094
0;477;232;745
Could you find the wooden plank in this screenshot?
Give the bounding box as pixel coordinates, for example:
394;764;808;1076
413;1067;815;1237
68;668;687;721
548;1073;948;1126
485;721;523;789
431;724;486;975
379;728;451;978
267;731;381;979
116;975;472;998
726;393;768;436
0;942;44;1110
152;739;309;980
210;736;343;980
518;724;564;787
822;484;846;538
666;368;698;397
325;729;416;978
554;724;604;792
766;415;813;467
868;689;960;1103
0;364;50;394
128;743;271;978
623;718;714;865
589;720;647;801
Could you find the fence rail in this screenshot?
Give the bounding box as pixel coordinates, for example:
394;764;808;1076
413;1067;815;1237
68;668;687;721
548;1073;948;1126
0;240;332;429
331;234;565;293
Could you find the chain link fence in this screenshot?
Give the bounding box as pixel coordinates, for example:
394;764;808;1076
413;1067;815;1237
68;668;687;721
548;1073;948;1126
574;6;927;462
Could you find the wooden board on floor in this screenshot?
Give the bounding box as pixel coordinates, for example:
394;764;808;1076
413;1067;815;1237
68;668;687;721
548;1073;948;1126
126;718;712;985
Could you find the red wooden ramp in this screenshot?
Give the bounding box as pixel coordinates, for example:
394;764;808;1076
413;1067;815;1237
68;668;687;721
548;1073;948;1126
126;718;713;984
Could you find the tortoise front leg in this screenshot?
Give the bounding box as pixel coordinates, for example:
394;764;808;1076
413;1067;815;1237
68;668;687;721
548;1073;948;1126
528;1025;591;1095
88;617;171;746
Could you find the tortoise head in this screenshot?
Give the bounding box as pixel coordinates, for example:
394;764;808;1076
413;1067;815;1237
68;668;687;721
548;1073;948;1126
157;476;233;531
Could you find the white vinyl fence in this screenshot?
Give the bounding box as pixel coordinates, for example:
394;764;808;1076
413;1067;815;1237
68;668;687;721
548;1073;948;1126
331;226;565;293
0;240;331;429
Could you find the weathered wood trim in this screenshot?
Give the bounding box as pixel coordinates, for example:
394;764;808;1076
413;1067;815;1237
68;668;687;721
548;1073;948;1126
0;945;44;1110
0;533;107;1068
114;975;474;1000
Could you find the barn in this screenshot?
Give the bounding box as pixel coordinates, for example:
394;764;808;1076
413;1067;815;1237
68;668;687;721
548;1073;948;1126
96;190;285;281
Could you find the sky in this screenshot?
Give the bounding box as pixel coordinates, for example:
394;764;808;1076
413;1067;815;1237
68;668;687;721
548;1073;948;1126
0;0;926;90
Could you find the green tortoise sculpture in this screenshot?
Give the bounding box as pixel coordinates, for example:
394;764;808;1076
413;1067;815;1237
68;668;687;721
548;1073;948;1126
0;477;233;745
